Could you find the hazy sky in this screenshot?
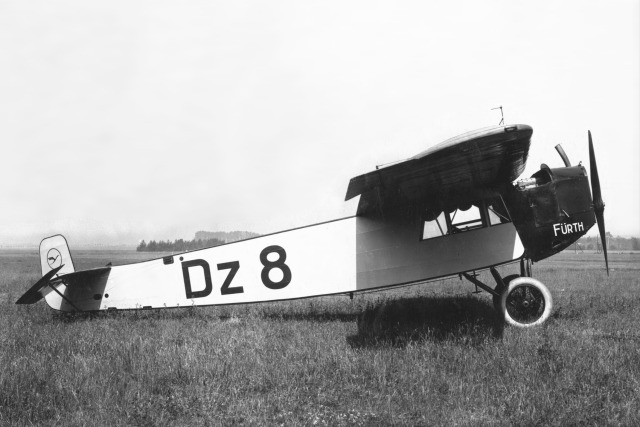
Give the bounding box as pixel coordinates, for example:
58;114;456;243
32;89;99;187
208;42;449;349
1;0;638;246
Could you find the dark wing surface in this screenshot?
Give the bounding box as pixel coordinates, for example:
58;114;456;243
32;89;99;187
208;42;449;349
346;124;533;215
15;265;65;304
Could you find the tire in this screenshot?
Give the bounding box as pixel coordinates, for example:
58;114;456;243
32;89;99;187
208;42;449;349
499;277;553;327
493;274;520;312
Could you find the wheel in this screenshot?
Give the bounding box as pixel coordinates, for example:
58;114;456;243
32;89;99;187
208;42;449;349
499;277;553;327
493;274;520;312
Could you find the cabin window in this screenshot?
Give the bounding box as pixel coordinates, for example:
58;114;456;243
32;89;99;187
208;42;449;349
450;205;483;233
422;211;447;239
421;199;512;241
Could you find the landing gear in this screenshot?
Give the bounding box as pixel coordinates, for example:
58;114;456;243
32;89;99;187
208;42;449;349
494;258;552;327
499;277;553;327
463;263;553;327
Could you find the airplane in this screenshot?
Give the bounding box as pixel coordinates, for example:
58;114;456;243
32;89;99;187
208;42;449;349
16;123;608;327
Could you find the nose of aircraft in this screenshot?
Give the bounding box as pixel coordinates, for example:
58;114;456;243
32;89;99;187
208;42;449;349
588;130;609;276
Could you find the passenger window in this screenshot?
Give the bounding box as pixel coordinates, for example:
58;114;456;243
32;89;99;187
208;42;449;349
422;211;446;240
421;199;512;241
450;205;483;233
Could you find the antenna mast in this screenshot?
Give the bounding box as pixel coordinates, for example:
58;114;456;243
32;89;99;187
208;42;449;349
491;106;505;126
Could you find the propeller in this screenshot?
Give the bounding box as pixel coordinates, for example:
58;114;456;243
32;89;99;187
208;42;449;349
588;130;609;275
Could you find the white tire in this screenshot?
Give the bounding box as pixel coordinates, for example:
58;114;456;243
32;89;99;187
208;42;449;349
499;277;553;327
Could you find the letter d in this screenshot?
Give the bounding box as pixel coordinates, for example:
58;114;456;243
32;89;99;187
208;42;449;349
182;259;213;299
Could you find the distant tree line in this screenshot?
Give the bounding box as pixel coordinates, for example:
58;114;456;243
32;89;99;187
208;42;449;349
574;233;640;251
136;238;225;252
194;230;260;243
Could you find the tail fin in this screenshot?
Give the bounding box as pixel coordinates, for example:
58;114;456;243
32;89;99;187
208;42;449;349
40;235;75;277
16;235;75;305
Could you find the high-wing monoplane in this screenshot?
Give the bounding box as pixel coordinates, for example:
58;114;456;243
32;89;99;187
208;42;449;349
17;124;607;327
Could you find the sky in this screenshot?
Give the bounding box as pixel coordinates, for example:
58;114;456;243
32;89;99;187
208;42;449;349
0;0;638;246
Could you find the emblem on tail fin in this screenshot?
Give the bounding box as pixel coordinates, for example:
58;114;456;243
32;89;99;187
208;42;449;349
47;248;62;269
39;235;75;277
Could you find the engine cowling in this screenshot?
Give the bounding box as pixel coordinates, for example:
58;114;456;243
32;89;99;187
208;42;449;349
504;164;595;261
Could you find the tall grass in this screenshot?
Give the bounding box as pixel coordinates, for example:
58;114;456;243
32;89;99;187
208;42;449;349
1;250;639;425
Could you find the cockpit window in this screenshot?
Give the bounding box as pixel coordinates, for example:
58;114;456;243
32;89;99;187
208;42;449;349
487;206;505;225
487;198;512;225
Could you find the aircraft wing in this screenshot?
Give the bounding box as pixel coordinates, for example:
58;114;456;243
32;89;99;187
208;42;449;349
346;124;532;215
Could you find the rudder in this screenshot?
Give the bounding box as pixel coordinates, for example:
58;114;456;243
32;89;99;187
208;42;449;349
40;235;75;277
16;235;75;305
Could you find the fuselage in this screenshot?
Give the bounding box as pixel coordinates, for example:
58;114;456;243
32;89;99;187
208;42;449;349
44;214;524;312
36;123;598;313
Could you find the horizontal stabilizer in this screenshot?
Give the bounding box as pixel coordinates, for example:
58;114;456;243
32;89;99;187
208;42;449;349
16;265;65;304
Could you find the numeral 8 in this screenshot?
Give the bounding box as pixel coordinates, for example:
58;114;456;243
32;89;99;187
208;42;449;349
260;245;292;289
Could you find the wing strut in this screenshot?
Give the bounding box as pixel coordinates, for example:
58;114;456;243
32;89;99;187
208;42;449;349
46;282;82;312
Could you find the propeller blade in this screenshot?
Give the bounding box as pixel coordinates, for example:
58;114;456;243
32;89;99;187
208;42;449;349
588;131;609;275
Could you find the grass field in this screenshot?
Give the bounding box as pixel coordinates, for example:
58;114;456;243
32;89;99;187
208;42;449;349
1;249;639;426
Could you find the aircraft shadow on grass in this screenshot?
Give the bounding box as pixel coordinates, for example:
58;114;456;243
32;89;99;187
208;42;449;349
347;296;505;348
45;294;505;347
48;303;361;325
258;310;359;323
